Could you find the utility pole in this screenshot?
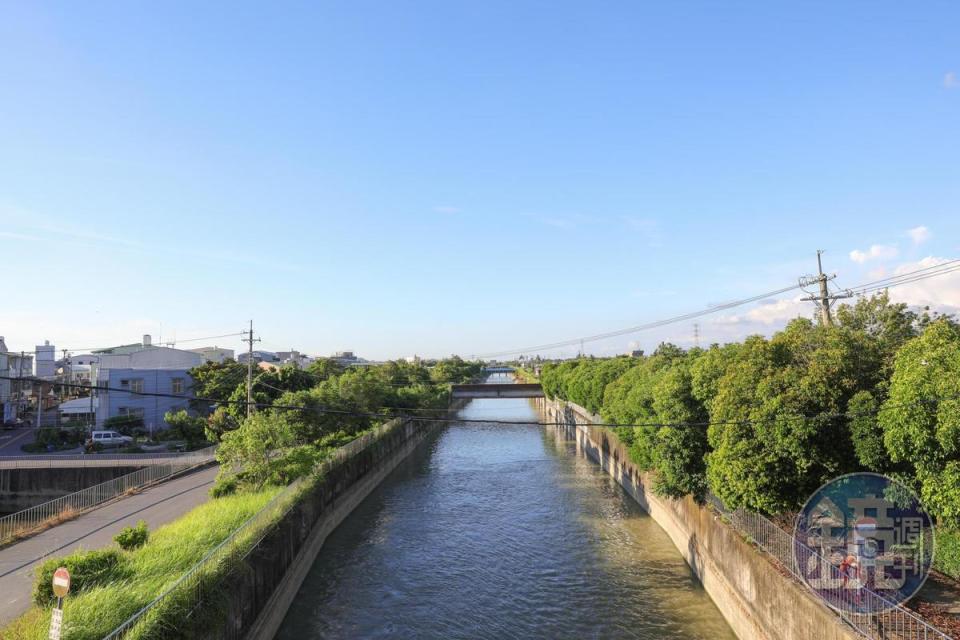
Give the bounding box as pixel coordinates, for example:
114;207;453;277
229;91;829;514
242;320;260;418
801;250;852;326
693;323;700;348
15;351;23;422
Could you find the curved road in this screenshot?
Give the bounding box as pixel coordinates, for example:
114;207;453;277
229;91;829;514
0;465;218;625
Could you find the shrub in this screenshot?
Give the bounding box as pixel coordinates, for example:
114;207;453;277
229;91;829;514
114;520;149;550
103;414;145;434
32;548;126;605
935;527;960;581
210;476;238;498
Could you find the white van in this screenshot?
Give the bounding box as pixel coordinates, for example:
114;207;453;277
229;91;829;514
89;430;134;448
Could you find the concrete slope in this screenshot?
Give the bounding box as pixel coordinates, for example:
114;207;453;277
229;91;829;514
0;465;218;625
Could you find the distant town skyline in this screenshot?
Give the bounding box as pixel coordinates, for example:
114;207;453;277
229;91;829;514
1;2;958;360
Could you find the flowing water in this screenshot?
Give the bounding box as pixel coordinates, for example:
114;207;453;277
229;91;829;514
276;392;735;639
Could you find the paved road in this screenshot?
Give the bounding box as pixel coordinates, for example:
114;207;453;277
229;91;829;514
0;465;219;625
0;428;40;456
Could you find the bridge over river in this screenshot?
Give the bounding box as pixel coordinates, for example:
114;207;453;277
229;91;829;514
275;379;734;639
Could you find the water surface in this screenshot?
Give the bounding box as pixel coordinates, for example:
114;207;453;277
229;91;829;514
277;397;735;639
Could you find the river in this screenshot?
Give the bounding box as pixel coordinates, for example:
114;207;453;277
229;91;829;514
276;392;735;639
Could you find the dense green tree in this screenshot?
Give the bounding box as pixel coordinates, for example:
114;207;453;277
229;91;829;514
879;320;960;523
163;409;207;446
430;356;482;384
187;360;247;410
306;357;346;382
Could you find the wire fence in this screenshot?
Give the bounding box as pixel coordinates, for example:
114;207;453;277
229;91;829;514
102;418;408;640
0;446;216;545
545;398;952;640
707;496;951;640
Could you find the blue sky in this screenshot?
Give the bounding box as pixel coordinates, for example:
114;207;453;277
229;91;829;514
1;1;958;360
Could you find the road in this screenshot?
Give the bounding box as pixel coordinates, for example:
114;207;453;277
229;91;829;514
0;428;44;456
0;465;219;625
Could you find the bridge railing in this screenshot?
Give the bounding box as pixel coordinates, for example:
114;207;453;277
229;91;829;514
549;398;950;640
102;418;409;640
0;446;216;546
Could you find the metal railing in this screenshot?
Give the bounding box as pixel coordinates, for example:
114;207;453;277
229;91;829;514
103;418;409;640
547;398;951;640
0;449;215;469
707;496;951;640
0;446;216;545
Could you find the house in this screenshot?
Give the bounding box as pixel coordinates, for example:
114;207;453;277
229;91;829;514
237;350;278;364
187;346;235;364
91;335;203;432
97;368;193;433
59;396;98;425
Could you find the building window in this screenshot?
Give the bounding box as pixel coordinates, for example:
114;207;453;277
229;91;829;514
119;407;145;419
171;378;184;394
130;379;144;394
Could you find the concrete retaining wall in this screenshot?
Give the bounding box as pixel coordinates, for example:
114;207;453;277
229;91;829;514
212;401;468;640
0;466;142;512
539;397;860;640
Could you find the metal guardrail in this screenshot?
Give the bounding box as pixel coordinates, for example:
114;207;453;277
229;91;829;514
546;398;951;640
0;446;216;546
0;449;214;469
103;419;408;640
707;496;951;640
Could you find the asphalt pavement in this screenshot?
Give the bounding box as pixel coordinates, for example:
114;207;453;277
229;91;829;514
0;465;218;625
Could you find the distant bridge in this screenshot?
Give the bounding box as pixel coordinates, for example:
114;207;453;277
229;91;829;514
481;366;515;373
451;383;543;399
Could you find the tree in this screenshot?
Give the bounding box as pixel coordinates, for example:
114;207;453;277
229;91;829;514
707;320;884;513
164;410;207;446
430;356;482;384
306;358;345;382
187;360;247;413
879;320;960;523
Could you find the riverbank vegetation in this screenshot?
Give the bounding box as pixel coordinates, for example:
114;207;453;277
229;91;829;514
3;488;278;640
539;293;960;579
4;357;482;639
207;357;481;494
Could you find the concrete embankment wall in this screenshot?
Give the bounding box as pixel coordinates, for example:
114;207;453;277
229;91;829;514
539;397;859;640
0;466;142;512
217;400;468;640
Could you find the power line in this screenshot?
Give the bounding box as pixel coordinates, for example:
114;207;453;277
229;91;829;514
474;256;960;360
474;282;806;359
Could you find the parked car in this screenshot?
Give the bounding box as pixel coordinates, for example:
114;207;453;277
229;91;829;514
86;430;134;449
2;418;23;430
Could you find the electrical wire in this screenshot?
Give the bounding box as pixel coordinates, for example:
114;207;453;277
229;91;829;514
473;282;806;359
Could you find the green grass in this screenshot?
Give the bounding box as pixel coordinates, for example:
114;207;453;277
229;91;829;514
2;488;280;640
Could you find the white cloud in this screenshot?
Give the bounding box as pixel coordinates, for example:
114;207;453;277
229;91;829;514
945;71;959;89
883;257;960;314
907;225;931;245
849;244;899;264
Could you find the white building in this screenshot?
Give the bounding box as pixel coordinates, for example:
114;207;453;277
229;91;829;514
187;346;235;364
93;335;204;383
0;337;33;422
34;340;56;378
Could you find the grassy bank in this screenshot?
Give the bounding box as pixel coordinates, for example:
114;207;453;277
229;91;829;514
2;488;279;640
